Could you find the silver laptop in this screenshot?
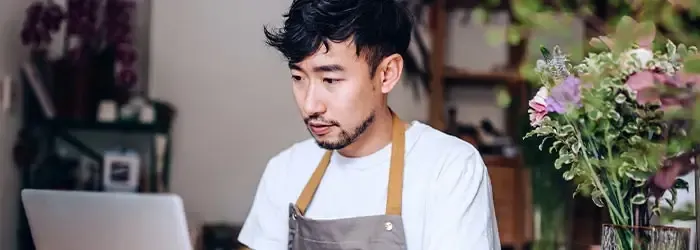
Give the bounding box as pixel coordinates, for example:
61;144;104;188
22;189;192;250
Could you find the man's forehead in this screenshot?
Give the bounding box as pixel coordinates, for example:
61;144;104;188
301;40;362;62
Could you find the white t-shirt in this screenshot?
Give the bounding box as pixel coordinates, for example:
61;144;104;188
238;121;500;249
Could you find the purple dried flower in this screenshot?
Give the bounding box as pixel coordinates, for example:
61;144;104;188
118;68;137;88
116;44;137;65
546;76;582;113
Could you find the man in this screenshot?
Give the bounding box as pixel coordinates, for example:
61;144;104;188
238;0;500;249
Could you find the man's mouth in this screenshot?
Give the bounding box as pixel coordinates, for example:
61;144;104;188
308;123;332;136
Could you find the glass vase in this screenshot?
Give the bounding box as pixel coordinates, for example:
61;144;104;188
600;224;691;250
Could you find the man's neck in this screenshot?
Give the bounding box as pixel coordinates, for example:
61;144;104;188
338;108;402;158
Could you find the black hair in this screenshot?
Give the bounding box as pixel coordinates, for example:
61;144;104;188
264;0;413;76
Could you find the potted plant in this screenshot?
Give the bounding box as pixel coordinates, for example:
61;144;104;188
524;16;700;249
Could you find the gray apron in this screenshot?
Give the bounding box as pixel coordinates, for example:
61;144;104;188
288;112;408;250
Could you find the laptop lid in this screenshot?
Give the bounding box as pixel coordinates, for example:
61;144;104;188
22;189;192;250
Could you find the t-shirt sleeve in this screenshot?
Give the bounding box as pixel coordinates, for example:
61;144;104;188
238;154;289;250
421;149;501;250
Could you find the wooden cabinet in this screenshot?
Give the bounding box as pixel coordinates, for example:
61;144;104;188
485;156;533;250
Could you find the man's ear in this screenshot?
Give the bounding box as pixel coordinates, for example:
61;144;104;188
376;54;404;94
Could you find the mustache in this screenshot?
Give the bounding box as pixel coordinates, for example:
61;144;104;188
304;114;340;126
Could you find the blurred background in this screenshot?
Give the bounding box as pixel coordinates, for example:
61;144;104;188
0;0;698;249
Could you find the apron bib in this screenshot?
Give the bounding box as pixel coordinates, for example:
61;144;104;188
288;112;408;250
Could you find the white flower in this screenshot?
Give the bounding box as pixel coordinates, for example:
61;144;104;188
620;48;654;71
532;87;548;104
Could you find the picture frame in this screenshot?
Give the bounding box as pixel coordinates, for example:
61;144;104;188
102;150;141;192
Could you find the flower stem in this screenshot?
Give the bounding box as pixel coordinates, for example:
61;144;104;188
566;117;628;223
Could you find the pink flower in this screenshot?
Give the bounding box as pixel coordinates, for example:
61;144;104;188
528;87;549;127
625;70;665;105
626;70;700;109
666;71;700;89
649;148;699;198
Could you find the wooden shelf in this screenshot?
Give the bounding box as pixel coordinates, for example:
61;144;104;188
444;67;523;86
49;119;167;133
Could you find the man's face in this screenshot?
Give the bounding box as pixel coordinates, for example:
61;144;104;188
290;40;380;150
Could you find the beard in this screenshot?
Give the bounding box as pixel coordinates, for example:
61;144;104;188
306;110;376;150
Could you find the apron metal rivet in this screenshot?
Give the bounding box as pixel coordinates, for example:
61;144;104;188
384;222;393;231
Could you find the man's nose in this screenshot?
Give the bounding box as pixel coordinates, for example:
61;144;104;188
303;83;326;115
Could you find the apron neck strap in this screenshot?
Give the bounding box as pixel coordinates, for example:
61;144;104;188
385;111;405;215
295;110;406;216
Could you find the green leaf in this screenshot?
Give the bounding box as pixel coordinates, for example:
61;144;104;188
661;5;683;34
605;130;620;142
634;20;656;46
591;190;605;207
587;110;603;120
561;124;575;134
554;153;574;169
625;171;649;182
549;141;563;153
470;8;488;26
666;197;675;210
628;135;643;144
683;54;700;73
554;158;565;170
631;193;647;205
589;37;608;50
614;93;627;104
607;110;621;121
495;87;511;108
623;124;638;134
678;44;689;57
540;46;551;59
562;170;575;181
510;0;539;21
484;0;500;7
613;16;638;53
674;179;690;191
538;137;549;151
571;142;581;154
669;188;678;210
667;40;677;56
506;26;521;45
485;27;504;47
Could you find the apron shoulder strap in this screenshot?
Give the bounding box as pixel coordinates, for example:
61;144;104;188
295;150;332;215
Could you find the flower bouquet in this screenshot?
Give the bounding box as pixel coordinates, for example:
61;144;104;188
524;17;700;249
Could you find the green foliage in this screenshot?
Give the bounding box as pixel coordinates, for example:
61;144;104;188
523;19;700;234
658;202;696;225
467;0;700;87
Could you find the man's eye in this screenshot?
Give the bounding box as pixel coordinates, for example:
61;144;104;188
323;78;342;84
291;75;302;81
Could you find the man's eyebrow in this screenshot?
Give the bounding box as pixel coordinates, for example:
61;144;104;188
288;64;345;72
288;64;302;71
313;64;344;72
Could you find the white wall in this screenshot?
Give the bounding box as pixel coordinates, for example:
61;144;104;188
149;0;583;226
0;0;31;249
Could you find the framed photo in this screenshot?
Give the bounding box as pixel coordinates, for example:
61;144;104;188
102;151;141;192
